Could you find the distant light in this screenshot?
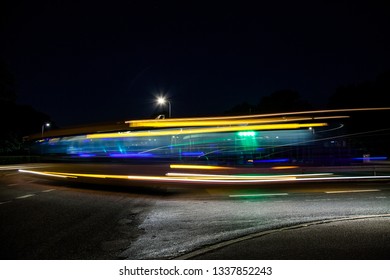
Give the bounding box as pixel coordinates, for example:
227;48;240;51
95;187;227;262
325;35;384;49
237;131;256;137
41;122;51;137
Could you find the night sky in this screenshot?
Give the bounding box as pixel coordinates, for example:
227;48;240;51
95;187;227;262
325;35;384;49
2;0;389;127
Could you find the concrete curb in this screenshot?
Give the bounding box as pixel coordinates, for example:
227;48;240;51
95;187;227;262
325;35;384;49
174;213;390;260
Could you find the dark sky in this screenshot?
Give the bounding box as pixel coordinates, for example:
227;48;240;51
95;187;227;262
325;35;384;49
1;0;389;127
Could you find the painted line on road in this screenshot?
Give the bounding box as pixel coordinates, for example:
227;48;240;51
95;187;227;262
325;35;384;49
15;194;36;199
325;189;381;194
0;201;12;205
229;193;288;198
7;183;18;187
305;198;337;202
41;189;56;193
0;190;55;206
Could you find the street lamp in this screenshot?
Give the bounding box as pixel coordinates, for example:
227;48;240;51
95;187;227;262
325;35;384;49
41;122;51;137
156;97;171;118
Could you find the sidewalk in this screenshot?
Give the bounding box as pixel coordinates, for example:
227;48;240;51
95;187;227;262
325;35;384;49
181;216;390;260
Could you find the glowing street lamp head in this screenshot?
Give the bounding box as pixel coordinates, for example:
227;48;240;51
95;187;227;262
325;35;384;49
156;96;172;117
157;97;166;105
41;122;51;137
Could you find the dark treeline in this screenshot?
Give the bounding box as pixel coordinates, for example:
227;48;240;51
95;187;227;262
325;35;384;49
0;60;53;154
327;71;390;157
224;70;390;115
224;89;313;116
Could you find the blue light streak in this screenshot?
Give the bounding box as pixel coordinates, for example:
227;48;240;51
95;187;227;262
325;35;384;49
254;158;289;163
109;153;154;158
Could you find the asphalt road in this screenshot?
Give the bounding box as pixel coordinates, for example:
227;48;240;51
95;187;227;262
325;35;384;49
1;163;390;260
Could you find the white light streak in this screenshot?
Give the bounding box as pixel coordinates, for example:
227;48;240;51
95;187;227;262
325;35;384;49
325;189;381;194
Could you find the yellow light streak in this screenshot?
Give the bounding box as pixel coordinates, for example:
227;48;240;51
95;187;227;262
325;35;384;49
127;117;314;128
123;175;297;183
169;164;233;170
20;169;390;185
125;107;389;124
166;172;334;180
86;122;328;139
271;166;300;170
127;116;351;128
166;172;297;180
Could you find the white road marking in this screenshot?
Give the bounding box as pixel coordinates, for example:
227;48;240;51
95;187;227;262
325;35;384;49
0;201;11;205
15;194;36;199
229;193;288;198
41;189;55;193
0;189;55;205
7;183;18;187
305;198;337;201
325;189;381;194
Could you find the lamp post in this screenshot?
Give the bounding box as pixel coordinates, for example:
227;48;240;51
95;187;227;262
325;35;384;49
156;97;171;118
41;122;50;137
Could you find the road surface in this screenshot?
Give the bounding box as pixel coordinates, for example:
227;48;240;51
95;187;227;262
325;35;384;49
1;163;389;259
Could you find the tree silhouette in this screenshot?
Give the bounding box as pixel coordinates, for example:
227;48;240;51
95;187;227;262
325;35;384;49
328;71;390;109
327;71;390;156
224;90;313;115
257;89;312;113
0;59;52;154
223;102;256;115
